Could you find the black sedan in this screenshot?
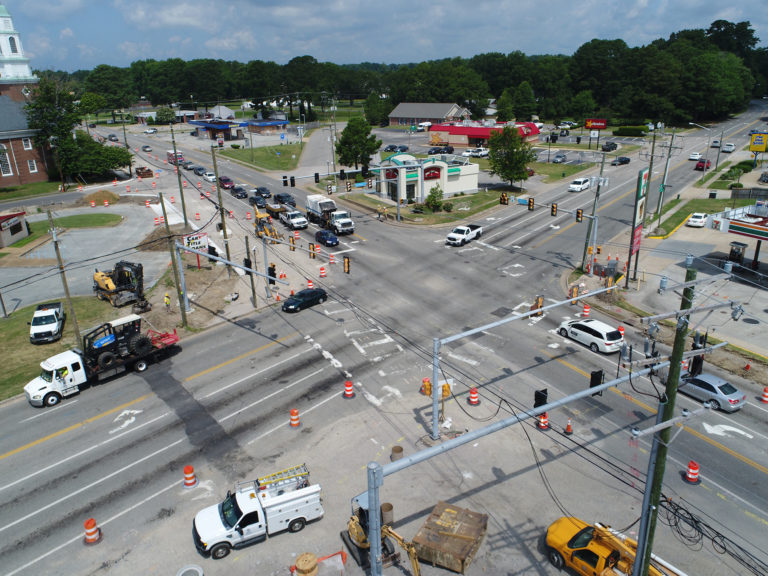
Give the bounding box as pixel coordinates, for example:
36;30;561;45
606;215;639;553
601;141;618;152
611;156;630;166
281;288;327;312
193;166;207;176
383;144;398;152
428;147;442;155
249;195;266;208
251;186;272;198
396;145;409;152
230;186;248;199
315;229;339;247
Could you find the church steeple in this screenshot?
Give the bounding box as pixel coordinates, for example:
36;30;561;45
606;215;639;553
0;4;37;84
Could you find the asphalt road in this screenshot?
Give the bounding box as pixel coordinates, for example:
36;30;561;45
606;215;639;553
1;112;767;576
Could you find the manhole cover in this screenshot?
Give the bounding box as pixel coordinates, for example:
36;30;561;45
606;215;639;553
176;566;204;576
742;317;759;325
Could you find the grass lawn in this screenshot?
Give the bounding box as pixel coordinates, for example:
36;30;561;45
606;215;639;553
220;143;302;171
0;181;62;201
654;198;756;232
14;213;124;248
0;297;118;402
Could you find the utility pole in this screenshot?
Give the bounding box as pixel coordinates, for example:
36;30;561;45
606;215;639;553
714;128;725;171
245;235;257;308
210;146;232;276
582;152;607;272
654;129;679;231
636;265;696;575
158;193;188;328
47;210;81;345
170;124;189;227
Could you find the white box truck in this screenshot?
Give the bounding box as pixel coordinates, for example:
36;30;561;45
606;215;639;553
305;194;355;235
193;464;324;559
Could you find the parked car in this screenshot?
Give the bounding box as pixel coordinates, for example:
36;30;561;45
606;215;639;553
611;156;631;166
552;153;568;164
472;148;489;157
396;145;409;152
251;186;272;198
202;171;216;182
248;195;266;208
601;141;618;152
695;159;711;171
281;288;328;313
686;213;707;227
722;143;736;153
230;186;248;199
678;372;746;412
760;171;768;184
274;192;296;207
461;148;477;157
218;176;235;189
557;318;624;354
428;147;442;155
315;229;339;247
439;145;454;154
193;166;208;176
568;178;591;192
689;152;702;161
383;144;398;152
144;128;158;134
141;145;152;152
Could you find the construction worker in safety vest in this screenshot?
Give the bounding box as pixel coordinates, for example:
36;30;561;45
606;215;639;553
164;292;171;313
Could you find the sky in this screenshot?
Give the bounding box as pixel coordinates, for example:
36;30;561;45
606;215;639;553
4;0;768;73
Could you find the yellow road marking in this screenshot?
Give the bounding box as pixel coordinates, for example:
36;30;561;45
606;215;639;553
184;333;296;381
0;394;152;462
546;351;768;476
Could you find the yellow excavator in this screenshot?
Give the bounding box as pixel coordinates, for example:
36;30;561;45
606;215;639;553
93;261;150;312
253;210;283;241
343;497;421;575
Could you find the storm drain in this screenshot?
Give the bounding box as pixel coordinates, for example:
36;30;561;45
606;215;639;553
176;566;204;576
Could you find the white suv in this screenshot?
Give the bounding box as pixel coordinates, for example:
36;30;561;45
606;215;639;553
568;178;591;192
558;318;623;353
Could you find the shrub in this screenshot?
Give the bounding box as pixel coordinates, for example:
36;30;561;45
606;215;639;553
231;144;240;149
730;182;744;189
443;202;453;212
425;184;444;212
613;126;647;137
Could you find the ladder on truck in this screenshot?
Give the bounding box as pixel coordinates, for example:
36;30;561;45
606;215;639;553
237;464;310;496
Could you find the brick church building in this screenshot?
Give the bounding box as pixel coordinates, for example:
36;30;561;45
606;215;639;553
0;4;51;188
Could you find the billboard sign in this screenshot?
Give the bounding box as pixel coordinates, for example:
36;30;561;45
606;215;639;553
585;118;607;130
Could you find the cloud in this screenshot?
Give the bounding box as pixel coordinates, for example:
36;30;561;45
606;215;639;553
60;28;74;40
118;41;153;62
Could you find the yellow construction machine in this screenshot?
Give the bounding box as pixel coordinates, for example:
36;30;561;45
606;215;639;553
93;261;150;312
253;210;283;241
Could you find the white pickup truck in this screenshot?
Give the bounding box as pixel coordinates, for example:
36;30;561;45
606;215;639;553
445;224;483;246
28;302;65;343
193;464;323;559
279;210;308;230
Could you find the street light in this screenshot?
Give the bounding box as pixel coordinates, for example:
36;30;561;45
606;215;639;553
689;122;711;173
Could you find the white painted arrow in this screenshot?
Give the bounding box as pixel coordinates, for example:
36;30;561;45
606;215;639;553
109;409;143;434
702;423;754;439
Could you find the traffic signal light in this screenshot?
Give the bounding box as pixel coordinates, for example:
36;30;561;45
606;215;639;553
243;257;252;276
690;331;706;376
314;172;320;183
339;169;345;180
290;176;295;187
207;245;218;263
308;243;316;259
576;208;583;222
282;175;288;187
268;263;276;285
534;389;548;409
551;203;557;217
527;197;534;211
367;178;373;189
362;166;369;177
596;245;602;255
289;236;295;252
346;181;352;192
327;184;332;194
590;370;604;397
343;255;350;274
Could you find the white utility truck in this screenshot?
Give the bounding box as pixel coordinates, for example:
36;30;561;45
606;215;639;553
193;464;324;559
305;194;355;235
23;314;179;407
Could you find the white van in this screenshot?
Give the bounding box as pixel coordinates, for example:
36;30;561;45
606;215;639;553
568;178;591;192
418;121;432;128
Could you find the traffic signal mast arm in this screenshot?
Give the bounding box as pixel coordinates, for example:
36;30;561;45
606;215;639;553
620;341;727;369
547;203;593;223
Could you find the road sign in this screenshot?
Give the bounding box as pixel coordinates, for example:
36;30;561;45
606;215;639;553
585;118;607;129
281;132;285;140
183;232;208;250
750;133;766;152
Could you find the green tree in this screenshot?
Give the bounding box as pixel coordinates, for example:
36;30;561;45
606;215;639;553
155;107;176;124
78;92;107;126
25;77;81;188
487;125;537;187
512;81;537;120
425;184;444;212
363;92;392;126
496;89;515;122
71;131;132;177
84;64;135;110
335;117;382;171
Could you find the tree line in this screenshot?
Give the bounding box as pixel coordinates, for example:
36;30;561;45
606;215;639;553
38;19;766;129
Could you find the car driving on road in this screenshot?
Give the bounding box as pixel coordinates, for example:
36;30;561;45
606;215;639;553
558;319;624;354
230;186;248;199
281;288;327;313
611;156;630;166
678;372;746;412
689;152;702;161
315;229;339;247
